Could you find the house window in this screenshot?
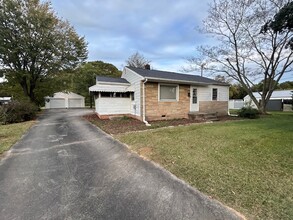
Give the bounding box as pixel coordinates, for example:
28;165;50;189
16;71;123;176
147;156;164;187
131;92;135;101
100;92;130;98
192;89;197;104
159;84;178;101
212;88;218;101
101;92;112;97
121;93;130;98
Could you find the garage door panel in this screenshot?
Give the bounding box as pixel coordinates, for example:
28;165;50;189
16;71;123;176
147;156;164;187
68;98;82;108
50;98;65;108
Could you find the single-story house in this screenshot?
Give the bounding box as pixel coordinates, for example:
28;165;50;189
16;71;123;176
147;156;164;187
89;66;230;122
45;92;85;109
244;90;293;111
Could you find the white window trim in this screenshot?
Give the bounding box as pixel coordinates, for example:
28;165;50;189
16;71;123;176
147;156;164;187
212;88;218;101
158;83;179;102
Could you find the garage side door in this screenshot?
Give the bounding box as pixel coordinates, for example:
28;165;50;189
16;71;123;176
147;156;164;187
50;98;66;108
68;98;82;108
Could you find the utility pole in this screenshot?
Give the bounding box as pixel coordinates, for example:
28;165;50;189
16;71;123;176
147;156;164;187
200;63;206;77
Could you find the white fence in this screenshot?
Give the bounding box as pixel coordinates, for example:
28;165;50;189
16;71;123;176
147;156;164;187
229;99;244;109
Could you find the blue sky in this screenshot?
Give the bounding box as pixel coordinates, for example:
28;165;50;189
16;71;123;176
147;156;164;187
50;0;211;73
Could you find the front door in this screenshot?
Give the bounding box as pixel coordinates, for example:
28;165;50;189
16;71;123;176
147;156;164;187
190;86;199;112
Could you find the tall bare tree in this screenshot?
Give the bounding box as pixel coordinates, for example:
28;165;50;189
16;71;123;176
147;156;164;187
0;0;88;104
193;0;293;113
126;52;150;68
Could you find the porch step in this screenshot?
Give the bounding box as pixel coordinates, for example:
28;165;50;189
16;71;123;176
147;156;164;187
188;112;219;121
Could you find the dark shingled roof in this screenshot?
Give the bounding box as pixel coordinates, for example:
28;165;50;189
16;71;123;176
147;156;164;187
127;66;229;86
96;76;130;84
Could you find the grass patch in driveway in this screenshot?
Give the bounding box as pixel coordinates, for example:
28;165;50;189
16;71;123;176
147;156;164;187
116;112;293;220
0;121;35;154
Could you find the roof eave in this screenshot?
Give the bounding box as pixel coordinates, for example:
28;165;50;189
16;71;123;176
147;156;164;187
144;77;229;86
96;81;131;86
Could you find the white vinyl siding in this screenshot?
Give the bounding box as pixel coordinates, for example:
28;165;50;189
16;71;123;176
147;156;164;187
122;68;144;116
95;97;131;115
197;86;229;102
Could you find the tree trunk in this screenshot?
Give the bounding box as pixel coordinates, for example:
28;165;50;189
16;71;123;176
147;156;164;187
29;81;36;104
20;77;30;99
258;104;267;114
259;97;268;114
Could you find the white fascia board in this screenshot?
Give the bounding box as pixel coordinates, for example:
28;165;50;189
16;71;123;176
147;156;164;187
96;81;130;86
123;67;144;80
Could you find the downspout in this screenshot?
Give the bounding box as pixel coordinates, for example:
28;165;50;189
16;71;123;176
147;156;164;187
142;79;151;126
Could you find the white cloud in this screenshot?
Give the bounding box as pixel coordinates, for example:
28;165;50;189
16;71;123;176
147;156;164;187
50;0;213;71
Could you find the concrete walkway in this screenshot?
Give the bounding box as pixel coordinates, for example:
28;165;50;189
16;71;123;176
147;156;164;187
0;109;244;219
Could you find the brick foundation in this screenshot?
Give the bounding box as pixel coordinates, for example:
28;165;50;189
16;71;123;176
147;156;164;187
96;113;141;120
199;101;228;116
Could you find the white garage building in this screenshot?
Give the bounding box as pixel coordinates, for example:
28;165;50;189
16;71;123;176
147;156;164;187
45;92;85;109
244;90;292;111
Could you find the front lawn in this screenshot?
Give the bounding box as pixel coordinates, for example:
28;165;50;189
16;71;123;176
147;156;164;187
0;121;35;154
116;112;293;220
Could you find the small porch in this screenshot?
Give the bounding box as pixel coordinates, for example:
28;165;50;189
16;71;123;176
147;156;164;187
89;78;135;118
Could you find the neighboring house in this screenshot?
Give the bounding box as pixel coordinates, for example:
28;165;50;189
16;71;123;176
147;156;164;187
45;92;85;109
0;97;11;105
244;90;293;111
89;66;230;121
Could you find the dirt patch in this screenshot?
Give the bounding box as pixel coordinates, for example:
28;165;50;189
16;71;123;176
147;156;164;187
83;114;241;135
138;147;153;157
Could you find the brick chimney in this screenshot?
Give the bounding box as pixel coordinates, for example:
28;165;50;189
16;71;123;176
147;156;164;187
144;64;150;70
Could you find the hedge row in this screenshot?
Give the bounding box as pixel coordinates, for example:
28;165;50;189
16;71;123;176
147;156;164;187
0;101;38;124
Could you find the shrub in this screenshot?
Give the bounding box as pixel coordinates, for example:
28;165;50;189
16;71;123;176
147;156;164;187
238;107;260;119
0;101;38;124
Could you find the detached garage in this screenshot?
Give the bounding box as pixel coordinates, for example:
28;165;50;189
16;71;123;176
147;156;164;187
45;92;85;109
244;90;292;111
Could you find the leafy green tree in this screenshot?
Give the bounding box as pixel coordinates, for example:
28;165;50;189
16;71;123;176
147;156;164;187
262;2;293;49
251;80;293;92
278;81;293;90
68;61;121;108
0;0;88;105
229;84;247;99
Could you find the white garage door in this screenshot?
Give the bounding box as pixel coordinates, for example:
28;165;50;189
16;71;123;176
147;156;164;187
68;98;82;108
50;98;66;108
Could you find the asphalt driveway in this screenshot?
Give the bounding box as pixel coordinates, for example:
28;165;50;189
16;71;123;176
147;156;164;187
0;109;244;220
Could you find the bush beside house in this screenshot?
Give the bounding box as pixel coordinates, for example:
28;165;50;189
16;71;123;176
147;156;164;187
238;107;260;119
0;101;38;124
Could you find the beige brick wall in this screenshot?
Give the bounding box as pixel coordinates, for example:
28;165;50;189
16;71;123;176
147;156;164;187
199;101;228;116
145;82;190;121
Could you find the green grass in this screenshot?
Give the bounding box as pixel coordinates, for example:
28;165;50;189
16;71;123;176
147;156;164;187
116;112;293;220
229;109;240;114
0;121;35;154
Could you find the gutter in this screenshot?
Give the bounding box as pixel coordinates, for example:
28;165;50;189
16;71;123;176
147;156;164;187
142;79;151;126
